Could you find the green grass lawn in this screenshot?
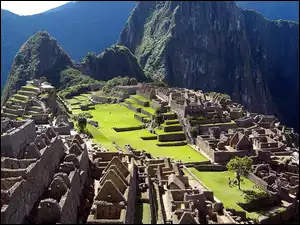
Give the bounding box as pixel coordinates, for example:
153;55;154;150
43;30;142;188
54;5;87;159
142;203;150;224
135;202;151;224
188;169;265;220
131;94;149;102
71;103;207;162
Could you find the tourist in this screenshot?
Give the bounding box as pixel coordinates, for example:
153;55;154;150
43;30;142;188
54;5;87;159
228;177;231;187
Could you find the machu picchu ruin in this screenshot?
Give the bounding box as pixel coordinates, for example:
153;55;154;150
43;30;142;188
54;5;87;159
1;1;299;223
1;78;299;224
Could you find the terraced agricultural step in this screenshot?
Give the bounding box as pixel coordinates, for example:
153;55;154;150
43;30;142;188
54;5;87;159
18;90;36;97
7;104;23;110
162;112;177;120
163;125;182;132
10;98;28;106
158;132;186;142
27;106;43;113
14;94;29;102
156;141;187;147
165;120;180;125
2;107;19;115
21;86;39;92
26;110;40;115
1;112;18;119
130;96;150;107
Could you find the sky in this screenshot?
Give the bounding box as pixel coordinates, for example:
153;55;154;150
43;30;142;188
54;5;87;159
1;1;71;16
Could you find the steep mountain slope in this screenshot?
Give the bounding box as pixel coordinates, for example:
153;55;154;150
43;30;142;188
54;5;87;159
118;1;299;131
1;31;146;105
1;1;136;90
78;45;146;82
236;1;299;21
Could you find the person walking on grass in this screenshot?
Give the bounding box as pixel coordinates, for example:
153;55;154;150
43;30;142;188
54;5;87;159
228;177;231;187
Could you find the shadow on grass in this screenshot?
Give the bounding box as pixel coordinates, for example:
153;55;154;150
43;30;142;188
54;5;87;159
238;189;282;216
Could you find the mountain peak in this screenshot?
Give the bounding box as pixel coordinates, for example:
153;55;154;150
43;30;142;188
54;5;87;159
1;31;73;105
118;1;299;130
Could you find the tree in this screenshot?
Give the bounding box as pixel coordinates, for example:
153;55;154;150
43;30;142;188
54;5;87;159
77;117;87;133
154;110;163;126
226;156;253;190
190;127;198;138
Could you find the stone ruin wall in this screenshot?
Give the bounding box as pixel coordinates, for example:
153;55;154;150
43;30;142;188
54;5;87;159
156;90;170;102
1;119;36;158
1;132;65;224
196;136;250;163
116;85;140;95
1;118;10;132
124;159;137;224
170;100;185;117
57;143;90;224
198;122;237;133
53;125;71;135
32;114;50;125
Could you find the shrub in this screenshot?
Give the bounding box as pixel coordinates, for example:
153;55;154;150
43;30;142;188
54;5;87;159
72;112;93;120
102;76;138;93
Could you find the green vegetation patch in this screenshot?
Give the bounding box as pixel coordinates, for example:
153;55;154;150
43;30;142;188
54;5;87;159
69;101;207;162
188;169;269;220
131;94;149;102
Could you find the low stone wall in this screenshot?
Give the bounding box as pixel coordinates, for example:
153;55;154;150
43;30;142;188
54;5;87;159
113;125;143;132
140;136;157;140
130;96;150;107
156;141;187;147
162;113;177;120
53;125;71;135
194;164;227;171
126;103;141;113
199;122;237;133
141;109;153;117
134;113;150;123
163;125;182;132
165;120;179;125
214;150;248;164
32;114;49;125
184;161;211;167
158;133;186;142
190;118;231;126
246;173;269;193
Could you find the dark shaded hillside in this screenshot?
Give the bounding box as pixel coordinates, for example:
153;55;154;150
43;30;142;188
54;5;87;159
1;31;146;105
236;1;299;21
1;1;136;90
118;1;299;131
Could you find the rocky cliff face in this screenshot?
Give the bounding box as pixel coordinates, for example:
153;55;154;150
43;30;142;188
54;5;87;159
118;1;299;130
2;31;146;105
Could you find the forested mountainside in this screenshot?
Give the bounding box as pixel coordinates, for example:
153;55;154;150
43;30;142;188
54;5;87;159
1;31;146;105
235;1;299;21
1;1;136;90
118;1;299;131
1;1;298;91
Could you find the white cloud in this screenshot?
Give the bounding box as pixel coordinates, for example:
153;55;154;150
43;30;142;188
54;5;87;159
1;1;70;16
